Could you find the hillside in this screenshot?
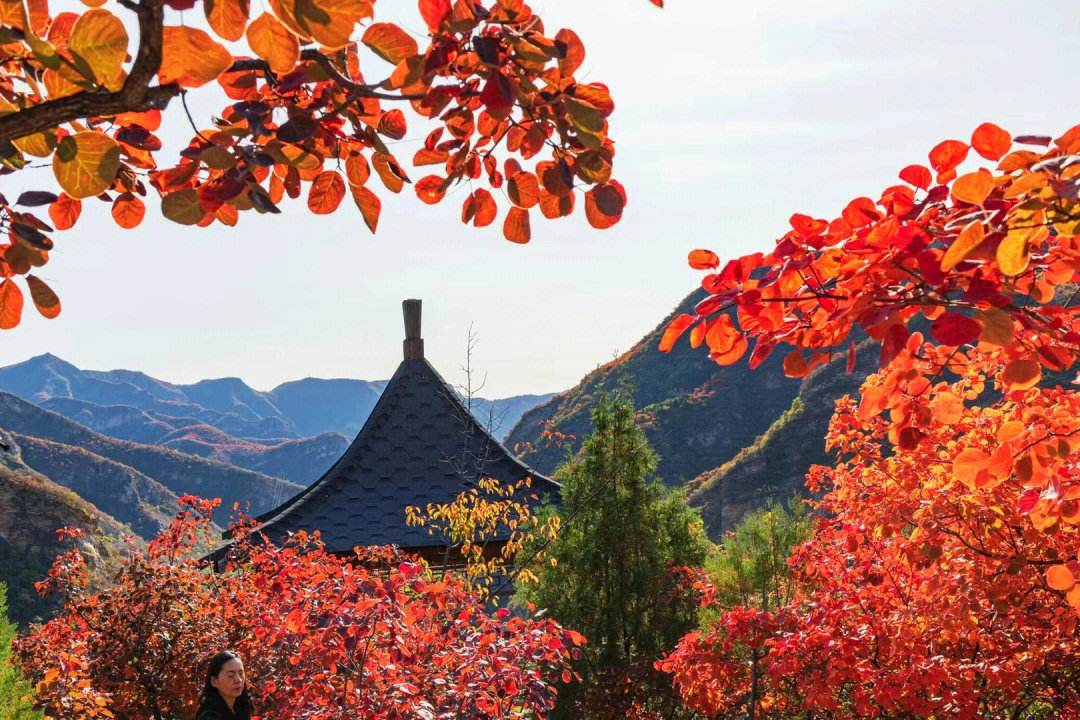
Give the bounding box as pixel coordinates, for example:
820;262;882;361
159;425;348;485
0;392;301;527
684;342;874;536
0;451;126;624
506;290;801;486
10;433;180;539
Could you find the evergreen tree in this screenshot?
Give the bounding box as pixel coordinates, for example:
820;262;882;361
699;500;811;719
706;499;811;614
516;395;710;719
0;582;41;720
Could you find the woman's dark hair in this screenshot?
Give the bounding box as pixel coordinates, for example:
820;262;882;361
198;650;253;720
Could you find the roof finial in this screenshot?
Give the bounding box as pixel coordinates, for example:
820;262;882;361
403;299;424;360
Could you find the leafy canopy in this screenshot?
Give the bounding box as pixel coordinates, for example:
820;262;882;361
0;0;644;329
659;124;1080;719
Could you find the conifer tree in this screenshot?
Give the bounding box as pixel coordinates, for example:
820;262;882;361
517;395;709;719
0;582;40;720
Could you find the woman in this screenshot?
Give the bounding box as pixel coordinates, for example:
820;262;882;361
196;650;254;720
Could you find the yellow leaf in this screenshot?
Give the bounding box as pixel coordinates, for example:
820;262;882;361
69;9;128;90
159;27;233;88
940;220;984;271
52;131;121;199
997;226;1047;276
270;0;372;49
205;0;250;41
246;12;298;74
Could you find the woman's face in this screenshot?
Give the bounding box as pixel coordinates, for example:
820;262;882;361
210;658;245;703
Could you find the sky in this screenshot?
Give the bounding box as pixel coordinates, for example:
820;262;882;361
2;1;1079;397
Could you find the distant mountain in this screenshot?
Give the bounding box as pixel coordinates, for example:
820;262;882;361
0;392;301;527
0;355;551;449
157;424;348;486
11;432;180;538
506;290;802;488
0;445;126;624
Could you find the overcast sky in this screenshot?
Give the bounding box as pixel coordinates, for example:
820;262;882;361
2;1;1078;396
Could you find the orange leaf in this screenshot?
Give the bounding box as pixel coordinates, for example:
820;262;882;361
782;351;808;378
1001;358;1040;391
939;220;984;271
48;193;82;230
270;0;372;49
414;175;446;205
503;206;530;244
52;132;121;199
345;153;370;189
26;275;60;319
899;164;932;189
352;184;381;233
953;448;989;489
462;188;496;227
372;152;407;193
246;12;298;74
688;249;719;270
930;391;964;425
538;190;573;219
1047;564;1075;591
205;0;249;41
584;181;626;230
111;193;146;229
971;122;1010;161
659;313;694;353
710;334;748;366
308;171;345;214
362;22;418;65
0;279;24;329
951;169;993;206
508;172;540;209
378;109;407;140
555;28;584;76
159;27;233;88
928;139;968;174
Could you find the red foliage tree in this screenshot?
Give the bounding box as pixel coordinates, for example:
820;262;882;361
0;0;643;328
658;124;1080;718
17;496;584;719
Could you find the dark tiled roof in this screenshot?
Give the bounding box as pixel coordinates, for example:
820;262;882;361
244;358;560;553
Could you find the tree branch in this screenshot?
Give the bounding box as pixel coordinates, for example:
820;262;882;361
0;0;177;148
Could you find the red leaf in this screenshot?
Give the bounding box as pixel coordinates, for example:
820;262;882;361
0;278;24;329
308;171;346;214
415;175;447;205
462;189;496;227
479;72;514;119
899;164;932;190
418;0;450;31
930;312;982;346
928;139;968;174
971;122;1011;161
503;206;530;243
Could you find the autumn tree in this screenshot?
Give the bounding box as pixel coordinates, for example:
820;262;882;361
659;124;1080;718
0;582;39;720
0;0;633;329
517;394;709;720
16;496;585;720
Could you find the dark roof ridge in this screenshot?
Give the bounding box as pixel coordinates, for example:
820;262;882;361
232;355;558;553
